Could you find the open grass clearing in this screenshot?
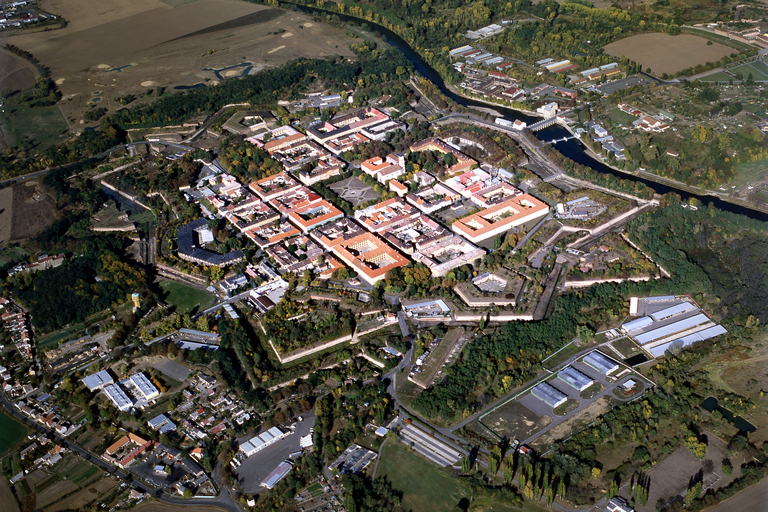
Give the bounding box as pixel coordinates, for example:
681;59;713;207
376;441;468;512
158;279;215;315
729;158;768;190
603;33;734;76
0;101;69;152
541;340;580;370
726;59;768;81
377;441;544;512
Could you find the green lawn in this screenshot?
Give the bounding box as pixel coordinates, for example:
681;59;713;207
0;409;27;458
729;158;768;189
699;71;732;82
603;106;638;126
158;280;215;315
377;441;548;512
376;441;469;512
0;101;69;151
727;60;768;81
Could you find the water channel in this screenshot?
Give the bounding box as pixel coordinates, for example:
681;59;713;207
282;1;768;222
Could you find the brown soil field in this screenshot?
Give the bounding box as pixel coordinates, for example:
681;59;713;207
35;480;79;509
8;180;59;242
0;186;13;246
123;500;230;512
3;0;359;125
0;476;20;512
701;476;768;512
604;33;735;76
0;49;38;94
483;401;552;440
531;395;614;448
46;477;115;512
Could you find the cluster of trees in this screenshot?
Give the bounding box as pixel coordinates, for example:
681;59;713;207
106;46;413;129
261;300;356;352
11;253;150;332
218;139;283;183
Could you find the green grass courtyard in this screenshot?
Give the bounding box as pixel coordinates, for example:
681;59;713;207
158;280;216;315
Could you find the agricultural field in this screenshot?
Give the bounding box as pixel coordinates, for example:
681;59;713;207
603;33;734;76
11;454;117;512
0;49;38;95
4;0;363;125
0;410;27;458
123;501;230;512
158;279;216;315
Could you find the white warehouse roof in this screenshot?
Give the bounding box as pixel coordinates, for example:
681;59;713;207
621;316;653;333
584;351;619;375
634;313;711;345
82;370;114;391
649;302;695;322
558;366;594;391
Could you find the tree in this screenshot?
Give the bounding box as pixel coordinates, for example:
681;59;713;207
591;467;602;479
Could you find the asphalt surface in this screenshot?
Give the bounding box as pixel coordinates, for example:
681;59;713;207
234;412;317;493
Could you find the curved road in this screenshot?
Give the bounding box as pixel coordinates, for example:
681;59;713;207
0;391;242;512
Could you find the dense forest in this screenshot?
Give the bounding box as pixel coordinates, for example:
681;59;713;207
11;251;150;332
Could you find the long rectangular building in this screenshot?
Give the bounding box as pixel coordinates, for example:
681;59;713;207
648;325;727;357
557;366;594;391
240;426;287;457
634;313;712;345
104;384;133;412
649;302;695;322
531;382;567;408
621;316;652;333
451;194;549;244
583;351;619;375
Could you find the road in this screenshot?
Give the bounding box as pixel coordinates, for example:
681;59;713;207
436;113;565;181
0;390;243;512
193;289;253;319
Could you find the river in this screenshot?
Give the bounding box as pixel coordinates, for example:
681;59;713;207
282;1;768;222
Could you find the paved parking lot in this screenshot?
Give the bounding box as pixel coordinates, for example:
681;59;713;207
152;357;191;382
328;177;380;206
235;412;316;493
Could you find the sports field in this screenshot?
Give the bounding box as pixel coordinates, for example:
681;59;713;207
159;279;216;314
604;33;734;75
6;0;361;124
727;59;768;81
